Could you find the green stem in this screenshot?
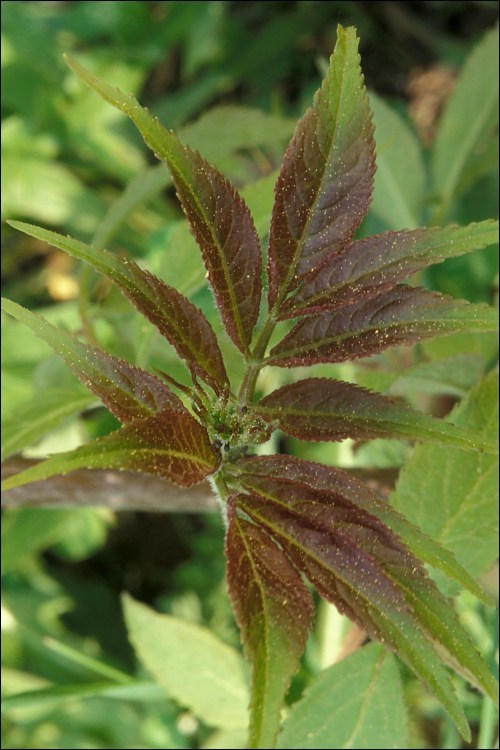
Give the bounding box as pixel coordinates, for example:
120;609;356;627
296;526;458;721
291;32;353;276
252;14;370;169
209;471;232;526
477;697;497;750
237;309;280;406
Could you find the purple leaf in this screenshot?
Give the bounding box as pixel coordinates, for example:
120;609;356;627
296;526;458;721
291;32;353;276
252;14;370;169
163;144;263;354
63;55;262;355
7;222;230;399
230;453;493;605
267;26;375;310
2;409;220;491
233;480;477;736
1;299;186;423
269;285;498;366
280;221;500;318
256;377;496;452
226;501;314;748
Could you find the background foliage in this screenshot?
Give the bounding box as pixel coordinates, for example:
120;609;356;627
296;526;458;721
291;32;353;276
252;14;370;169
2;2;498;748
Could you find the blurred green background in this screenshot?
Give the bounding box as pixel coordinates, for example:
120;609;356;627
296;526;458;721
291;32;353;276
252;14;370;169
2;2;498;748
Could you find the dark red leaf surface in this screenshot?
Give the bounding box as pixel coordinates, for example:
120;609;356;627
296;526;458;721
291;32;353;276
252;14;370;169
267;26;375;310
7;224;230;398
269;285;498;366
232;481;471;729
230;454;492;602
166;140;262;354
3;409;220;490
279;221;500;319
226;502;314;747
256;377;494;451
1;299;186;424
63;56;262;354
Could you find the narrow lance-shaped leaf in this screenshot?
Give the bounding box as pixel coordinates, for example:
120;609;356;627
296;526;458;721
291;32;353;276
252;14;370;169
269;285;498;367
1;298;186;423
267;25;375;310
235;480;489;740
256;377;497;453
226;501;314;749
230;454;494;606
232;466;498;707
280;220;500;319
2;409;220;491
432;25;499;209
7;222;229;399
64;54;262;355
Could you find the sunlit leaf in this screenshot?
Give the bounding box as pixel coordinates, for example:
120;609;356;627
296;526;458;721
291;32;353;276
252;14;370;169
1;386;95;460
226;501;314;748
277;643;407;749
269;285;498;367
122;595;249;730
267;25;375;310
1;298;186;425
64;53;262;355
2;409;219;490
256;377;496;453
7;222;230;398
280;221;499;319
391;369;499;590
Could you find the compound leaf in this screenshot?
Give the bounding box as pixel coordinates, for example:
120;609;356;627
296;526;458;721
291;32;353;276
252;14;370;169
226;502;314;748
269;285;498;367
256;377;496;453
1;298;186;424
232;474;498;739
267;25;375;310
231;454;494;606
7;222;229;398
2;409;219;491
280;221;499;319
64;54;262;355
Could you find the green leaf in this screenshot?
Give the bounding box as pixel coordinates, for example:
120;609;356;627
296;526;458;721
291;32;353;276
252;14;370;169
2;508;74;570
7;222;229;398
267;25;375;310
235;484;472;739
1;155;104;236
280;221;499;319
256;377;495;452
1;681;166;711
269;285;498;367
181;106;295;165
388;354;486;400
64;54;263;355
2;409;219;491
391;369;499;590
1;386;95;460
230;454;493;606
122;594;249;730
225;502;314;748
1;298;186;426
369;90;425;230
277;644;408;749
432;25;499;212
